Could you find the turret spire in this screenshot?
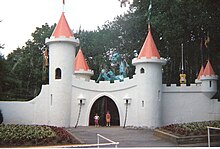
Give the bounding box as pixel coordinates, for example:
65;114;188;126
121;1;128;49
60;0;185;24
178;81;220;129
137;28;160;59
51;12;74;38
74;49;90;71
203;60;215;76
197;65;204;80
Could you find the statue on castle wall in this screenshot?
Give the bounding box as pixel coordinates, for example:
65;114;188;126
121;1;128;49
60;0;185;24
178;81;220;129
96;51;129;82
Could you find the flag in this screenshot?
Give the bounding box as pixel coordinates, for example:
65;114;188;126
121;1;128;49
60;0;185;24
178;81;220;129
43;49;49;67
119;0;130;7
200;38;204;66
147;0;152;24
78;25;81;35
205;32;210;48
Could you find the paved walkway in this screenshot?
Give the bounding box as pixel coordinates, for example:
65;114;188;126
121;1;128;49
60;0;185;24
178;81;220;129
66;126;176;147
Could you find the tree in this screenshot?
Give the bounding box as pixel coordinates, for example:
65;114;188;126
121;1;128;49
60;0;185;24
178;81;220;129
1;23;55;100
80;0;220;84
130;0;220;84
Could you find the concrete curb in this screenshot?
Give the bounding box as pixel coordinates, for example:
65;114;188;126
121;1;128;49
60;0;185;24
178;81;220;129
65;127;85;144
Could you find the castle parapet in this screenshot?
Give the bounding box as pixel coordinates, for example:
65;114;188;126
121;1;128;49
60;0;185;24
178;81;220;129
162;84;202;93
72;76;137;92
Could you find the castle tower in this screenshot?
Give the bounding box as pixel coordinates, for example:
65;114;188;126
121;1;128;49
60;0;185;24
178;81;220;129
45;12;79;127
74;48;94;81
132;26;166;128
200;60;218;97
195;65;204;84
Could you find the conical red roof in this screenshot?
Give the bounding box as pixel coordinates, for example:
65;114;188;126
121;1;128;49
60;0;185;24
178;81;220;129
203;60;215;76
138;27;160;59
197;65;204;80
74;49;89;71
51;12;74;38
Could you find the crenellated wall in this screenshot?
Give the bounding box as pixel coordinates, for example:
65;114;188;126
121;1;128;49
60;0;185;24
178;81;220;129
161;82;220;126
163;84;202;93
70;76;138;127
72;76;136;92
0;75;219;128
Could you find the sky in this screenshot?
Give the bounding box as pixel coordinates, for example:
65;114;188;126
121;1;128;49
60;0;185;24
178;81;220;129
0;0;129;57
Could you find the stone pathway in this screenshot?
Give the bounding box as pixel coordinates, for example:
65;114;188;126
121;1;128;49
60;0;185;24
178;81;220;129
66;126;176;147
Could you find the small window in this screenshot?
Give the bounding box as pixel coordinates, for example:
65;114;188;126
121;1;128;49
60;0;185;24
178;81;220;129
210;81;212;87
55;68;61;79
158;90;161;101
140;68;145;74
50;94;53;106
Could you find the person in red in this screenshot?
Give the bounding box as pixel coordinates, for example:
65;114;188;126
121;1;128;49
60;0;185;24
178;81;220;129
106;111;111;127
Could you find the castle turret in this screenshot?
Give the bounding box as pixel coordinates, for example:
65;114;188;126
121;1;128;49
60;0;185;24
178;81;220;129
195;65;204;84
45;12;79;127
74;48;94;81
200;60;218;97
132;26;166;128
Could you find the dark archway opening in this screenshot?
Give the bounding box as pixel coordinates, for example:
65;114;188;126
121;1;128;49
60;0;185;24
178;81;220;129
89;96;120;126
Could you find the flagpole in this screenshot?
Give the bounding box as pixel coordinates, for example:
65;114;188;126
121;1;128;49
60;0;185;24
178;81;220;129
62;0;65;12
147;0;152;28
180;43;186;84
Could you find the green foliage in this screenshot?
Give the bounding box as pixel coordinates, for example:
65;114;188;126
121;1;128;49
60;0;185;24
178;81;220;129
0;124;55;140
0;124;79;147
160;121;220;136
0;23;55;101
0;124;55;146
80;0;220;84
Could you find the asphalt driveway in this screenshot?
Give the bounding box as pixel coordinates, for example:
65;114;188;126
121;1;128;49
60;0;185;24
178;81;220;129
66;126;176;147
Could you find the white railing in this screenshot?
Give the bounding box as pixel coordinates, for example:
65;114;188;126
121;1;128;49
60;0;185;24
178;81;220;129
50;133;119;148
207;126;220;147
97;133;119;148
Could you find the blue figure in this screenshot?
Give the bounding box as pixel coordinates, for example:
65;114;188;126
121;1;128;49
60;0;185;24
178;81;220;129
96;51;129;82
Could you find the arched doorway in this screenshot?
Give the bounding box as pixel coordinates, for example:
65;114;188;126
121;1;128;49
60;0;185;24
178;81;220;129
89;96;120;126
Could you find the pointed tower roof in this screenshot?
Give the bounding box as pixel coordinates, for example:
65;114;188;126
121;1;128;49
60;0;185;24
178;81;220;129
138;26;160;59
51;12;74;38
197;65;204;80
203;60;215;76
74;49;90;71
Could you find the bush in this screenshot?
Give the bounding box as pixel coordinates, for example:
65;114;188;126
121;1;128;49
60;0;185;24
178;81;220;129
0;110;3;124
159;121;220;136
0;124;80;147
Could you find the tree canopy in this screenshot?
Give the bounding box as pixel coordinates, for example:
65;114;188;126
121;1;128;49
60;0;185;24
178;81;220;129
80;0;220;84
0;23;55;100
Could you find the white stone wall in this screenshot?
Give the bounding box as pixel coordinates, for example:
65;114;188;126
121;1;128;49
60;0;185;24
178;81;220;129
0;85;49;125
0;73;219;128
162;83;220;126
70;76;138;127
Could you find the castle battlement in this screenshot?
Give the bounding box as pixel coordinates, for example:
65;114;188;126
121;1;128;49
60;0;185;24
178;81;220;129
132;56;167;65
72;75;137;92
74;69;94;74
162;83;203;93
45;36;79;43
200;75;218;80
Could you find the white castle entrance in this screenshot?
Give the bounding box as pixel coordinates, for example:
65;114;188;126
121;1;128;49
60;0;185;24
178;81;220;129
89;96;120;126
